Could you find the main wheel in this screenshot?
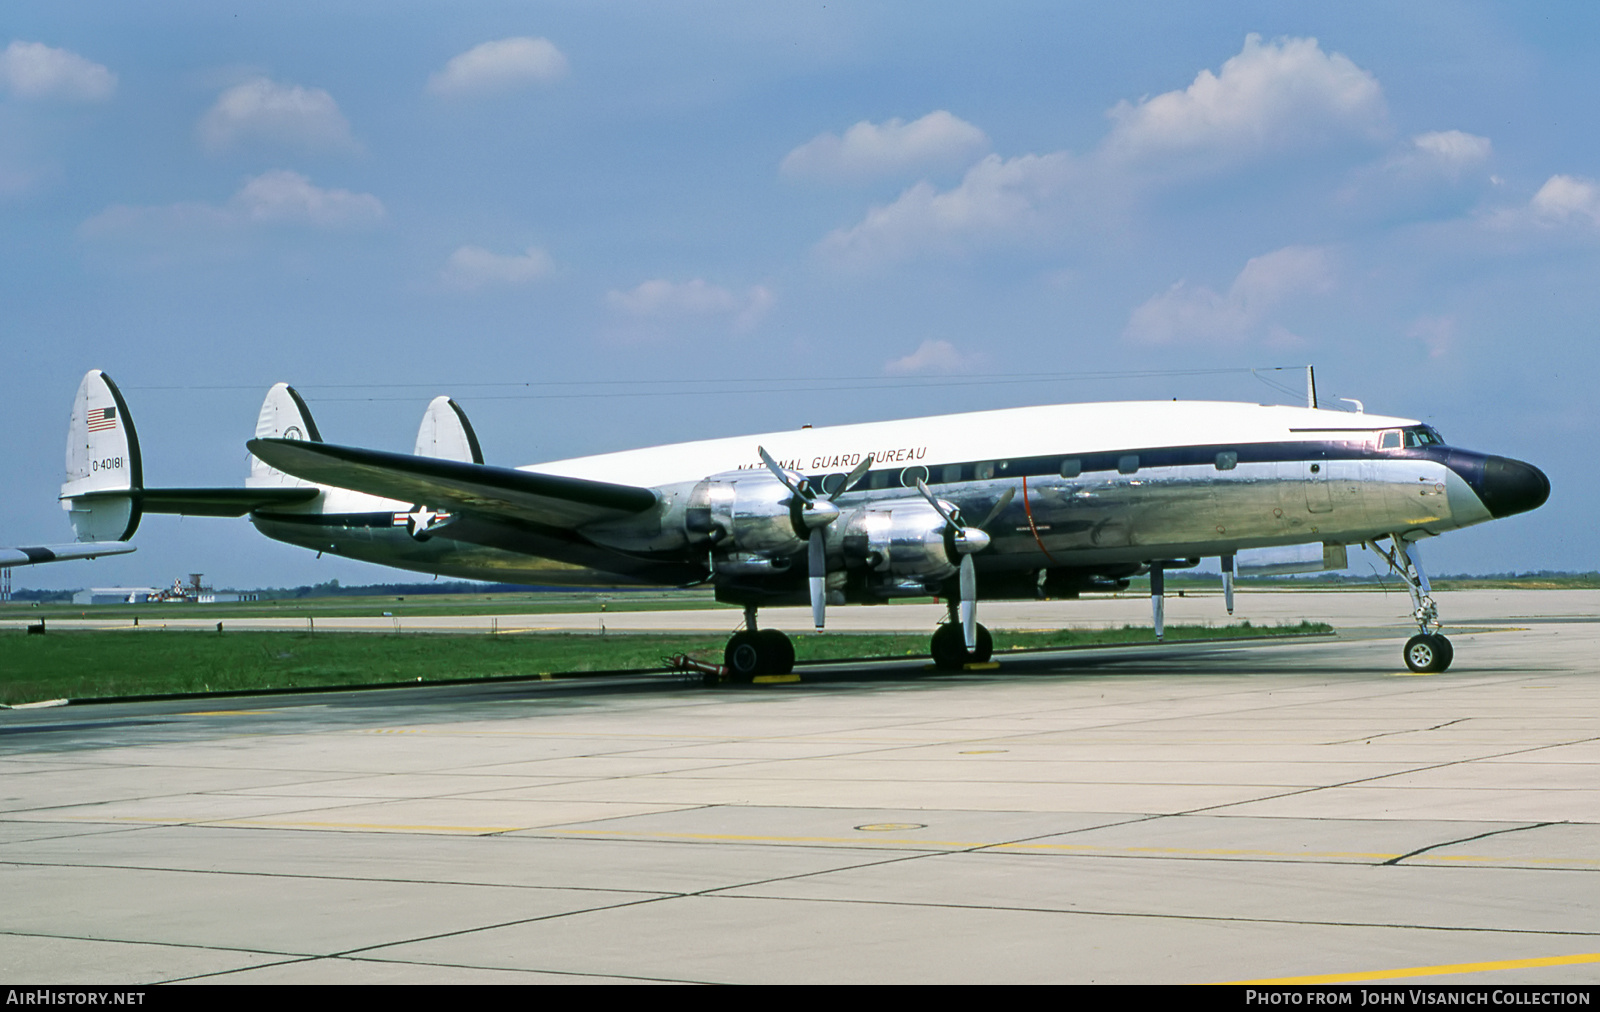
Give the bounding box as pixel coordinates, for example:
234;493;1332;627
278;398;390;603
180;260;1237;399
1403;633;1452;673
725;631;765;680
930;623;993;671
757;629;795;674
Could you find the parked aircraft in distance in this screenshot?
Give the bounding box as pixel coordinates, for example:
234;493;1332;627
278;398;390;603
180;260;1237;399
60;369;1548;678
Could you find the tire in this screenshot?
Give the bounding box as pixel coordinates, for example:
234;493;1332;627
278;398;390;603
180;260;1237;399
1430;634;1453;672
725;631;764;680
1404;633;1448;673
930;623;993;670
757;629;795;674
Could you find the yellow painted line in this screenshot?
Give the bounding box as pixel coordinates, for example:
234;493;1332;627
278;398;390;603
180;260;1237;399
752;674;801;684
1388;671;1438;678
1218;951;1600;985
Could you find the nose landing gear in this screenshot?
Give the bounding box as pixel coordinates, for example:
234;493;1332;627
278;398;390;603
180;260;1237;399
1372;536;1453;672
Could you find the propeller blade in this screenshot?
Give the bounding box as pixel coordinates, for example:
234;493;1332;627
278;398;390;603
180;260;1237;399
959;555;977;649
840;454;874;493
914;479;959;526
977;487;1016;530
757;445;807;497
809;532;827;630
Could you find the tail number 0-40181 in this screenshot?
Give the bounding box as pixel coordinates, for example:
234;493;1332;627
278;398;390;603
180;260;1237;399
91;456;124;472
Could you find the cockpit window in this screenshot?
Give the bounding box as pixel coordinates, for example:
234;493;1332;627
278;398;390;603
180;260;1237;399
1381;426;1444;450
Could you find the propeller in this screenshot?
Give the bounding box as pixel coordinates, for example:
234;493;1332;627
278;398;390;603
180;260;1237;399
757;447;873;630
914;481;1016;649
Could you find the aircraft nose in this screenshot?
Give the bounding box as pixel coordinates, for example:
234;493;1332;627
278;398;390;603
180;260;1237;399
1478;456;1550;518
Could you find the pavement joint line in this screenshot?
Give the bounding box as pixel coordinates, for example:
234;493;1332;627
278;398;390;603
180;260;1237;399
1172;732;1600;818
1216;951;1600;985
0;927;307;958
0;856;690;896
1383;820;1559;866
324;893;705;962
700;890;1600;937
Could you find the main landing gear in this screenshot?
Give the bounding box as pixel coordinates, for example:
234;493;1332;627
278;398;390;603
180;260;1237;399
930;599;993;671
1372;535;1453;673
723;605;795;681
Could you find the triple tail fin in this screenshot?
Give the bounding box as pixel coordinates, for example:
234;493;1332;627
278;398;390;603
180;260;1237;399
414;396;484;464
59;371;318;540
61;370;142;541
249;382;324;488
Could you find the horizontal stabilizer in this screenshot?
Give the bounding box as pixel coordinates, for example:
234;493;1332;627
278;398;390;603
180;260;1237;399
139;487;321;517
247;438;657;529
0;542;136;568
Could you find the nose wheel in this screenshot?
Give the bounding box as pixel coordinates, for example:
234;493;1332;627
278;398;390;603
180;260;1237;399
1404;633;1454;673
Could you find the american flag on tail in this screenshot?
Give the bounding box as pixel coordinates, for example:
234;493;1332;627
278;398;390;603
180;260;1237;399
86;406;117;432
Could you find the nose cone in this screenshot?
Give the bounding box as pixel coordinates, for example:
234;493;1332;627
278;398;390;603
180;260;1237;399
1479;456;1551;518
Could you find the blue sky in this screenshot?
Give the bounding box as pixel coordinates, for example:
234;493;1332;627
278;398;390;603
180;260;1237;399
4;2;1594;590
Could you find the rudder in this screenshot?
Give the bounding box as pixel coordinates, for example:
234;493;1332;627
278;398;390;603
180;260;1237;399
60;370;142;542
414;396;484;464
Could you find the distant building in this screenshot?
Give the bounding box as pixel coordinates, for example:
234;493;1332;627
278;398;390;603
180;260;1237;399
73;588;162;605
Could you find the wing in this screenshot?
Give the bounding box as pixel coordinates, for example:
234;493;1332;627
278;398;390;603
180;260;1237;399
0;542;136;567
246;438;657;528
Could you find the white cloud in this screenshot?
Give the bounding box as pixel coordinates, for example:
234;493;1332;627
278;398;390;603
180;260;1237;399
1412;130;1491;169
606;279;773;332
884;339;984;376
1125;245;1334;345
442;245;554;290
781;111;989;182
428;37;568;97
231;169;384;225
817;36;1389;265
819;152;1077;263
0;41;115;101
1103;35;1387;167
1528;174;1600;226
198;78;356;154
82;170;384;236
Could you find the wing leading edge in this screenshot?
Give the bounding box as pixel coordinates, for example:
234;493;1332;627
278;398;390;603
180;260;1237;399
246;438;658;528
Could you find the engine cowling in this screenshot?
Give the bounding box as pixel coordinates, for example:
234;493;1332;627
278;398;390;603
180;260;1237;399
686;471;806;558
839;501;955;583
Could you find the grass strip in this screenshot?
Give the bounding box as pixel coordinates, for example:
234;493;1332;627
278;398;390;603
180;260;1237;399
0;622;1329;706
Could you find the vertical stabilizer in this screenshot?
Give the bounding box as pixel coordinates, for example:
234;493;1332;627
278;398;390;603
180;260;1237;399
414;396;484;464
60;370;143;542
249;383;323;487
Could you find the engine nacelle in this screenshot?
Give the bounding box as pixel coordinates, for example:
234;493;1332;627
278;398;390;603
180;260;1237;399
839;501;954;583
686;471;805;557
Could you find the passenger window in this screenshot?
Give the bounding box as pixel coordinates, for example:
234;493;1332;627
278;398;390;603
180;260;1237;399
868;470;892;490
900;465;929;488
1215;451;1237;471
1117;454;1139;475
1059;458;1081;478
1380;431;1402;450
941;464;962;484
822;473;847;495
975;462;996;481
